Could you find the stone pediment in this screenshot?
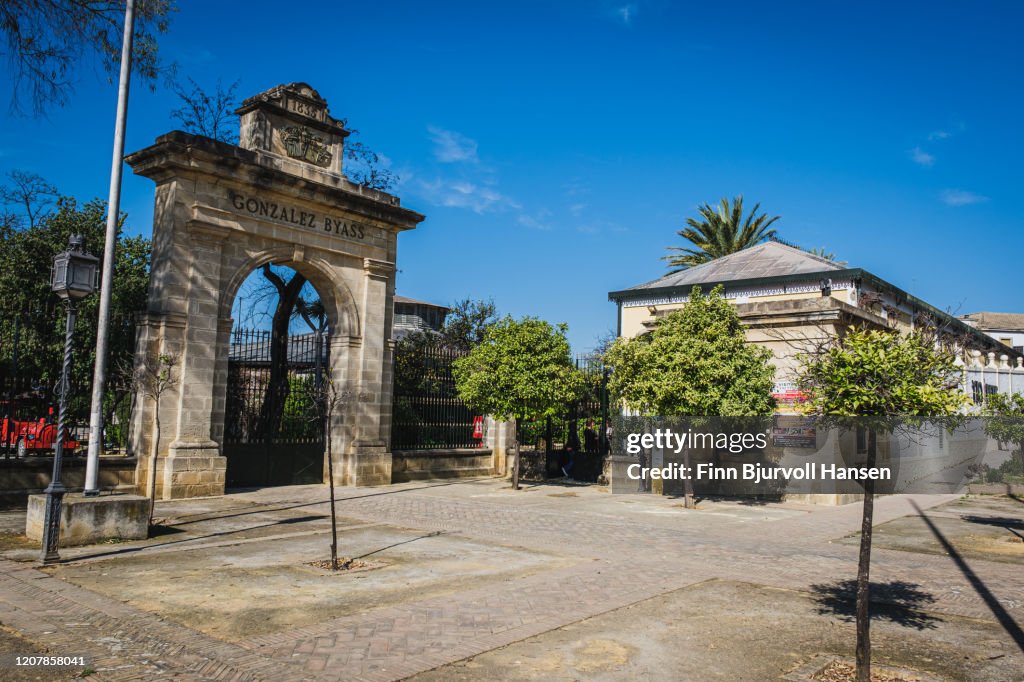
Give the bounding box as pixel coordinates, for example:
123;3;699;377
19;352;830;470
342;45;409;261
236;82;350;176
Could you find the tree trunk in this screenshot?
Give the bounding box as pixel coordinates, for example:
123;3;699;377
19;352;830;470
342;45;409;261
258;268;306;438
683;445;695;508
147;414;160;528
325;409;338;570
855;429;877;682
512;417;521;490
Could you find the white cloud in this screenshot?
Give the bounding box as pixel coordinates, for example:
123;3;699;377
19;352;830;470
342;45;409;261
927;130;952;141
563;179;589;196
417;177;519;214
941;189;988;206
518;216;550;231
517;209;553;231
616;3;638;24
910;146;935;167
427;125;479;163
569;203;587;217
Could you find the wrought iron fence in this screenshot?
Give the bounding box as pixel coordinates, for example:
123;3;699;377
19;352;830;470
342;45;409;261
224;328;327;445
391;341;478;450
517;353;610;482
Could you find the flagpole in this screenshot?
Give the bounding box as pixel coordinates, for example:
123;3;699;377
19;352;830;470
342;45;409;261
85;0;136;495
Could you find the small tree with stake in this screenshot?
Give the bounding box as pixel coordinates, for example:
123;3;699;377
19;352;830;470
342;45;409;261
796;327;967;681
453;317;585;490
303;371;348;570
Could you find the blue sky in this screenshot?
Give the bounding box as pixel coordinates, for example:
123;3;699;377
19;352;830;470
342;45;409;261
2;1;1022;350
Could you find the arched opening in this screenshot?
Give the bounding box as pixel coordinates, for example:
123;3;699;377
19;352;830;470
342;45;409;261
222;263;333;488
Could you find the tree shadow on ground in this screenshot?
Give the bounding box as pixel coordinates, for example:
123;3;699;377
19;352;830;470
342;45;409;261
733;495;785;506
810;579;941;630
958;515;1024;541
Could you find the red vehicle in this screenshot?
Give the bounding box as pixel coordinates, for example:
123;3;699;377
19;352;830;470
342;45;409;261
1;405;80;457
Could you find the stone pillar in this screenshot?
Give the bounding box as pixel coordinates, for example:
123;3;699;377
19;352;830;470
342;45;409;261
157;221;231;499
130;311;179;499
344;258;395;485
325;334;356;486
485;417;516;476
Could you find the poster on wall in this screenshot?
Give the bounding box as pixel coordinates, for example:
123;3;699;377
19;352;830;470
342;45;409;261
772;416;817;449
771;381;808;413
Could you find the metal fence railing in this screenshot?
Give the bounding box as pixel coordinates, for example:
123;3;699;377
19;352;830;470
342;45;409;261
391;342;477;451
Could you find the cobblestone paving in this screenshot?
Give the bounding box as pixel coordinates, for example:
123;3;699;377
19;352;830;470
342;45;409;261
1;480;1021;681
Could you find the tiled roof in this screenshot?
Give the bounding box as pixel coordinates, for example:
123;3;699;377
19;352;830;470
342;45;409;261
394;295;449;310
960;312;1024;332
622;241;844;293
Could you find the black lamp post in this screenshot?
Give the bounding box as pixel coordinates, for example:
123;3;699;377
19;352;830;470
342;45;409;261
40;235;98;564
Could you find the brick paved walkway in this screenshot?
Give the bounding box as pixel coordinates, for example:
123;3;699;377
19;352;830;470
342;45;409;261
1;480;1021;681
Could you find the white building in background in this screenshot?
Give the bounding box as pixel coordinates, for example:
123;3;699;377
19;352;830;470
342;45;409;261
393;296;449;340
960;312;1024;354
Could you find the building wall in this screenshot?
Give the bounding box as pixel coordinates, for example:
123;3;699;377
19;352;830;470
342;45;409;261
978;329;1024;352
619;289;852;338
615;279;998;398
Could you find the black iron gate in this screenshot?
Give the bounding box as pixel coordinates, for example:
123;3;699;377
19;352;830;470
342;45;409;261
519;353;610;482
224;328;327;487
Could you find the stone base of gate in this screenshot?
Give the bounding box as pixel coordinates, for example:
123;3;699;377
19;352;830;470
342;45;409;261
341;445;392;487
136;441;226;500
392;449;495;482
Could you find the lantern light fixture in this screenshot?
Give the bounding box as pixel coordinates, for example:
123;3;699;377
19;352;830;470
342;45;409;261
51;234;99;301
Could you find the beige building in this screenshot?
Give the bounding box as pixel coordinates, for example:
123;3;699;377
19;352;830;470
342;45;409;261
960;312;1024;354
609;241;1014;394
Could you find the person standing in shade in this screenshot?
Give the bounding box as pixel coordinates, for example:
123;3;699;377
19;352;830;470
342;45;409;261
562;422;581;479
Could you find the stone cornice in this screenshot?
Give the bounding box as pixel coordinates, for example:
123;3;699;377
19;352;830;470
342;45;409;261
363;258;395;279
126;131;425;231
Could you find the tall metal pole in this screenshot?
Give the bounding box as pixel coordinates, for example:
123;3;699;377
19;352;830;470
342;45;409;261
84;0;136;495
40;301;77;564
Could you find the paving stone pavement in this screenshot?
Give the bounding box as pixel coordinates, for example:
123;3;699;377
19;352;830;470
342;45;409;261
1;480;1021;681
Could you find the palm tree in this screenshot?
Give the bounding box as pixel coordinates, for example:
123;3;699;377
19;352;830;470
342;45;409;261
663;195;780;272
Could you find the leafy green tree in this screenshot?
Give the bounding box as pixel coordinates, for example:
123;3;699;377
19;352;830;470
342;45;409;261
1;0;174;116
796;327;967;682
981;392;1024;481
605;285;777;505
0;194;150;423
453;317;586;489
663;195;780;272
439;298;498;352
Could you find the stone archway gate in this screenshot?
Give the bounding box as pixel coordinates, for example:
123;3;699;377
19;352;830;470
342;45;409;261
126;83;424;499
